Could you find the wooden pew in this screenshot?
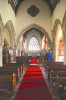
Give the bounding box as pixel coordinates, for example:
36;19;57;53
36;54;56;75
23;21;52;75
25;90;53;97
44;64;66;80
50;70;66;83
4;64;25;78
3;63;21;66
45;62;64;72
0;63;25;94
0;73;16;95
48;66;66;80
3;63;24;77
54;75;66;100
46;64;66;72
4;62;21;70
16;56;26;65
64;87;66;100
5;66;21;79
0;67;20;82
0;64;25;95
55;75;66;92
45;62;63;66
44;62;66;100
0;63;26;82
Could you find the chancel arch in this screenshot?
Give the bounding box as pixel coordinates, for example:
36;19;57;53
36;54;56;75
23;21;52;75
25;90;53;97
16;24;52;55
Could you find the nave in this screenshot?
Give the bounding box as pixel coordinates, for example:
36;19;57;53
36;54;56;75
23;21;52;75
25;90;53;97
0;0;66;100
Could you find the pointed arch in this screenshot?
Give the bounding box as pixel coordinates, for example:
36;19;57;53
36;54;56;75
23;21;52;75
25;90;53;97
62;11;66;63
52;19;62;37
16;24;52;49
52;19;63;61
62;11;66;43
5;20;15;49
0;14;4;45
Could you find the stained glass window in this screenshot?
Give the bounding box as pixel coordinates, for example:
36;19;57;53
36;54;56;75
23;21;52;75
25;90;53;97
28;37;40;52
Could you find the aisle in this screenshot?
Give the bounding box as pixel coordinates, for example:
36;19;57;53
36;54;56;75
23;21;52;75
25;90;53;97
14;58;53;100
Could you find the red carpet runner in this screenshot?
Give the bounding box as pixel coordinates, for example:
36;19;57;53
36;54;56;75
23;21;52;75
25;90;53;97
14;58;53;100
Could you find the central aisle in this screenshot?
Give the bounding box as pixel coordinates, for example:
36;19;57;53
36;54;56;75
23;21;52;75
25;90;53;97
14;58;53;100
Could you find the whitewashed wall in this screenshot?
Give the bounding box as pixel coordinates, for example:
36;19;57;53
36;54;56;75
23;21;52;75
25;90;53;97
52;0;66;27
0;0;16;28
16;0;52;38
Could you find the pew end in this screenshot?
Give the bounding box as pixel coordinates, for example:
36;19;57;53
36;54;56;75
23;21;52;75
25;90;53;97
64;87;66;100
13;73;17;93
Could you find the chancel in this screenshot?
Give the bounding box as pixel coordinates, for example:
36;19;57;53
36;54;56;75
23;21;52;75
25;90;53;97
0;0;66;100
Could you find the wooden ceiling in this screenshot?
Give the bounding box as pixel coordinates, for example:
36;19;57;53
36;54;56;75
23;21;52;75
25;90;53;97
8;0;60;14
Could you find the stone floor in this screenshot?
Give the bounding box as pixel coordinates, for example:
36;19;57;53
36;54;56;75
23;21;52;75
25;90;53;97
0;65;60;100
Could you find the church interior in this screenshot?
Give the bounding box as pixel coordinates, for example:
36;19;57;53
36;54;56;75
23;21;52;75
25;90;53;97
0;0;66;100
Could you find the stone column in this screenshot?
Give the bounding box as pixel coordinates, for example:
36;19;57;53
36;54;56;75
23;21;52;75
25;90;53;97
62;25;66;65
64;42;66;65
0;45;2;66
51;30;56;61
0;15;4;67
13;45;17;62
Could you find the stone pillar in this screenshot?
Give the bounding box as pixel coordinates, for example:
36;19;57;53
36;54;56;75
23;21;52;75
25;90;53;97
64;42;66;65
0;45;2;67
63;26;66;65
13;46;17;62
51;30;56;61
